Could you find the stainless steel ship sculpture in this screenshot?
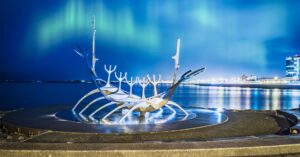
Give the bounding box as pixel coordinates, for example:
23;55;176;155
72;17;205;124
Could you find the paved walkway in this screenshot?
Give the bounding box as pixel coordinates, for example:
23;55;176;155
0;135;300;157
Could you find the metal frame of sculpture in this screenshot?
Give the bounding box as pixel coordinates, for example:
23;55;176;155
72;17;205;124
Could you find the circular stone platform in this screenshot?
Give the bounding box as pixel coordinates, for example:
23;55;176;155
2;105;227;134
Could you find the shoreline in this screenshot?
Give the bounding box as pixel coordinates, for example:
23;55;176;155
3;81;300;90
196;83;300;89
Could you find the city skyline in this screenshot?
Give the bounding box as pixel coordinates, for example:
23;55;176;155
1;0;300;81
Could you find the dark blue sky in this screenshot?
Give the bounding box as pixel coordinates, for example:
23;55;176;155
1;0;300;80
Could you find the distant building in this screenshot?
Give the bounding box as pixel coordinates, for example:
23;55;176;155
246;75;258;81
240;74;257;81
286;55;300;79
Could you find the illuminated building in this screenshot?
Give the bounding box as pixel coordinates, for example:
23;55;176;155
286;55;300;79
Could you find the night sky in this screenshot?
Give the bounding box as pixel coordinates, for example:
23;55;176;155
1;0;300;81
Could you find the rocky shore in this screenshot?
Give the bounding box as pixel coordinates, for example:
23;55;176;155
273;110;299;135
0;109;28;143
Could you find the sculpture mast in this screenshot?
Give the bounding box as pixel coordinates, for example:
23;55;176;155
172;38;180;85
91;16;97;75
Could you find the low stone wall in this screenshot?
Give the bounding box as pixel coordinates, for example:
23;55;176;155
1;144;300;157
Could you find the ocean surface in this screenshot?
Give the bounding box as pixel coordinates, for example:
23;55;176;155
1;82;300;129
1;83;300;111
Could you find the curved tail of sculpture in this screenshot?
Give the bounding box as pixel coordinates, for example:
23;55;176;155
165;67;206;98
148;67;206;109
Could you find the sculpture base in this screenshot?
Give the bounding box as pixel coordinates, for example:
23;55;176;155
2;105;227;134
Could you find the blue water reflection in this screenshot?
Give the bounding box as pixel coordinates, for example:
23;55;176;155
172;85;300;110
1;83;300;111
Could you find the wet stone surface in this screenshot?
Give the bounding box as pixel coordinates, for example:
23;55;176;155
2;105;226;134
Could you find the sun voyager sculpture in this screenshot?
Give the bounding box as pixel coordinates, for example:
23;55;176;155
72;17;205;125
